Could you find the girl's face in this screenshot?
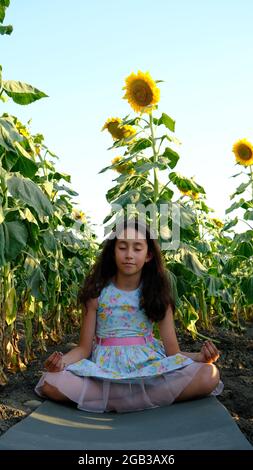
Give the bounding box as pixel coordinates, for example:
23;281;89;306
114;227;152;277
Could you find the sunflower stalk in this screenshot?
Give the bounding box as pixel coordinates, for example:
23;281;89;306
0;158;8;210
250;165;253;201
149;114;159;204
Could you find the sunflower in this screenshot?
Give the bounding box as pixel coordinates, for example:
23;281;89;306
180;189;191;197
123;70;160;113
111;156;134;174
179;189;199;200
35;145;41;155
102;117;124;140
102;118;136;141
121;124;136;140
111;156;122;165
72;209;86;223
191;192;199;200
211;218;224;228
232;139;253;166
16;123;30;139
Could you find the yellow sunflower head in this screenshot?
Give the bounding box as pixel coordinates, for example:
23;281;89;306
16;122;30;139
179;189;199;199
111;156;134;174
102;117;124;140
123;70;160;113
35;145;41;155
232;139;253;166
102;118;136;141
121;124;136;140
190;191;199;200
72;209;86;223
211;218;224;228
180;189;191;197
111;156;122;165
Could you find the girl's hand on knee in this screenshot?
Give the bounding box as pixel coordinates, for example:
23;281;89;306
44;351;65;372
198;340;220;363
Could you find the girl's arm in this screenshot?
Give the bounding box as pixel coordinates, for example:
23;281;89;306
62;297;98;365
44;297;98;372
158;305;181;356
158;305;220;363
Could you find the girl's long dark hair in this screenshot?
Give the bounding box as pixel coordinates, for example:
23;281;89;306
79;218;175;321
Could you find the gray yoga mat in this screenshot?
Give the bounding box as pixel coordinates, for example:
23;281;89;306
0;396;251;450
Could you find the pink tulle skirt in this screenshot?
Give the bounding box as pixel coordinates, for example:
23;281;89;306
34;362;223;413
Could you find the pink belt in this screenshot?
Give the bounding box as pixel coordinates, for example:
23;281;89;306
96;334;153;346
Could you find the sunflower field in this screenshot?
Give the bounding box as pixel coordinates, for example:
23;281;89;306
0;0;98;384
1;1;253;384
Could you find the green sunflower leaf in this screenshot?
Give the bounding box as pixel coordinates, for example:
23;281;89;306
158;113;175;132
240;277;253;305
0;24;12;35
162;147;180;169
2;80;48;105
129;138;151;154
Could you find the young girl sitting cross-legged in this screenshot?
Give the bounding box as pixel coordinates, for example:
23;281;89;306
35;217;223;412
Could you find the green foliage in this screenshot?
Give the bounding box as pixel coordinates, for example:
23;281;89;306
0;220;28;266
0;0;12;36
0;122;99;377
0;2;99;381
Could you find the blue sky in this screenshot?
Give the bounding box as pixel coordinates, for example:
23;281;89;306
2;0;253;238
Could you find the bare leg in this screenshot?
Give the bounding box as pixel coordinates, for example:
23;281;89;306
41;381;71;402
175;363;220;402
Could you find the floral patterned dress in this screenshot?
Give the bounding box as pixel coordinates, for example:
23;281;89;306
67;282;193;380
